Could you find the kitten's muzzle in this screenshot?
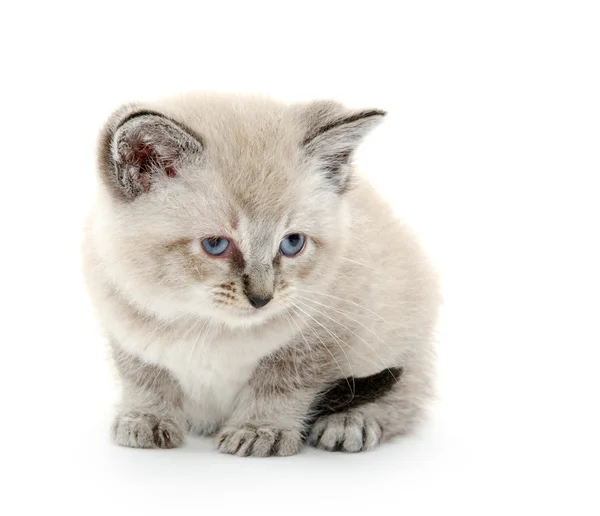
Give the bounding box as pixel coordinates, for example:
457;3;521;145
241;267;275;309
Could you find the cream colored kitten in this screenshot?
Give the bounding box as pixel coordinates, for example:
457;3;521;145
82;92;440;456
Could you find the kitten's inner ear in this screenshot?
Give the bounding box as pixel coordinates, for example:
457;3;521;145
299;102;386;193
109;112;202;200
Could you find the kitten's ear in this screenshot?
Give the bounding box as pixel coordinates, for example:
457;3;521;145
297;101;386;193
99;107;202;201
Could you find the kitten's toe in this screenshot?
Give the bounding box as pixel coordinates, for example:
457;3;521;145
112;412;184;449
217;424;302;457
309;412;381;452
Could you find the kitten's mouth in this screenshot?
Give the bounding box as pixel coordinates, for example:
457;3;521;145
212;298;283;325
241;306;270;316
236;307;257;316
230;304;279;321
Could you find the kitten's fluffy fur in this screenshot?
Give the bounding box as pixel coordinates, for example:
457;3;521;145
83;92;440;456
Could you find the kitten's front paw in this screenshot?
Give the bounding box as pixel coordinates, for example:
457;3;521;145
217;424;303;457
309;412;381;452
112;411;184;449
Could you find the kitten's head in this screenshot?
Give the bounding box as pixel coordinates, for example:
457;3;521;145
94;93;384;328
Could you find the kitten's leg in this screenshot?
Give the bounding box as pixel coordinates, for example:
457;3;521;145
217;343;333;458
111;345;186;449
309;365;432;452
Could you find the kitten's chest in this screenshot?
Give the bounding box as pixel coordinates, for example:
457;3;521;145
135;321;286;432
159;331;257;404
164;338;254;399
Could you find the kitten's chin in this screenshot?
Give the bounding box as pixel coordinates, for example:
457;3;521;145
209;305;283;329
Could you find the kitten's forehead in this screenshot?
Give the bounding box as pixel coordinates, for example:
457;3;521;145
156;93;307;207
153;93;301;157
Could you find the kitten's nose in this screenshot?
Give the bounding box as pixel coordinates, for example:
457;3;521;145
246;294;272;309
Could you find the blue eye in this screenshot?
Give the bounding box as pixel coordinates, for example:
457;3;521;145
280;233;305;257
201;237;230;256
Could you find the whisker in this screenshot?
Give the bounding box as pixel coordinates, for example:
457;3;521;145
285;306;321;384
186;317;212;363
168;316;201;360
340;256;374;269
281;310;302;383
296;295;398;352
289;301;355;397
295;287;400;334
296;295;401;375
293;298;399;382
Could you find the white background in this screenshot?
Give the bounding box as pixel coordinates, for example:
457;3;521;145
1;1;599;514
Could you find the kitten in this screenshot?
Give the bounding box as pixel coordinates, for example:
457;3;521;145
82;92;440;457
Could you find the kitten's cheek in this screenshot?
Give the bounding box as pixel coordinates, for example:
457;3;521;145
188;240;203;256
